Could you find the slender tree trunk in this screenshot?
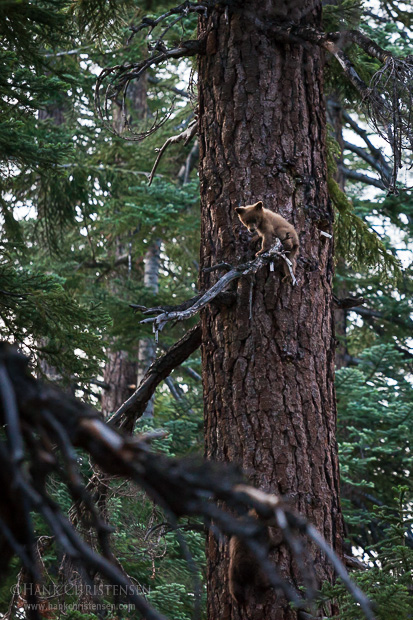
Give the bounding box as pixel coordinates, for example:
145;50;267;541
327;97;348;370
101;78;147;418
101;345;138;417
137;238;162;418
198;3;343;619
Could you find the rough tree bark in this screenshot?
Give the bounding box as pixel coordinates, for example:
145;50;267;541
198;2;343;619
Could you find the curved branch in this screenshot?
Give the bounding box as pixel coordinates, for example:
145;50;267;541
339;165;386;189
148;119;197;185
95;39;204;141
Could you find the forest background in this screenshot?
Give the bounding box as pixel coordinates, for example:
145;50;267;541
0;0;412;619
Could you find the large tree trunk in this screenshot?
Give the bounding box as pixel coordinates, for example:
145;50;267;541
198;3;343;619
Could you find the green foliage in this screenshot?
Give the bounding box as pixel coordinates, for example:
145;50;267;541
329;176;402;281
337;345;413;509
326;133;402;281
0;0;71;62
0;259;110;380
323;0;363;31
322;488;413;620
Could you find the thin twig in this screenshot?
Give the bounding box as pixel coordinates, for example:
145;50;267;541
148;120;197;185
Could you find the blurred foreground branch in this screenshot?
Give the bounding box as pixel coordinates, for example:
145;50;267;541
0;344;375;620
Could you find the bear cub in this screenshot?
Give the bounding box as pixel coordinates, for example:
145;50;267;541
235;201;299;277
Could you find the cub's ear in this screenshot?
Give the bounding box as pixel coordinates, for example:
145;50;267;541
254;201;263;210
235;207;245;214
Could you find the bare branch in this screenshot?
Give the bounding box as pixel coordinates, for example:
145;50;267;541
339;165;387;189
95;40;204;141
353;306;413;330
340;109;389;165
233;485;375;620
140;245;296;333
109;324;202;431
333;295;365;310
343;141;391;184
0;345;375;620
148;119;197;185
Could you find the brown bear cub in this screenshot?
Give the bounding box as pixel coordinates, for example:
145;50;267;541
228;533;270;606
228;509;280;606
235;201;299;277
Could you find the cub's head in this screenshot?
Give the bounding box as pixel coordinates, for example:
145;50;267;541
235;201;263;234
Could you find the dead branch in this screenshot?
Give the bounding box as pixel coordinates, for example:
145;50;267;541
0;344;375;620
95;40;204;141
353;305;413;330
139;245;296;334
109;324;202;431
339;165;387;190
343;141;392;185
148;119;197;185
333;295;365;310
233;485;375;620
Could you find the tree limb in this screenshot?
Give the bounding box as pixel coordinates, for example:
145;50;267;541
333;295;365;310
108;324;202;431
353;306;413;330
340;109;392;175
339;165;386;189
140;245;296;333
343;141;391;184
148;119;197;185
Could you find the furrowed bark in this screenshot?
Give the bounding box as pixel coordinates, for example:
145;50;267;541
198;2;343;619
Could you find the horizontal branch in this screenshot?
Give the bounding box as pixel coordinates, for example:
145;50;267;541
339;165;386;189
108;324;202;432
333;295;365;310
353;306;413;330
